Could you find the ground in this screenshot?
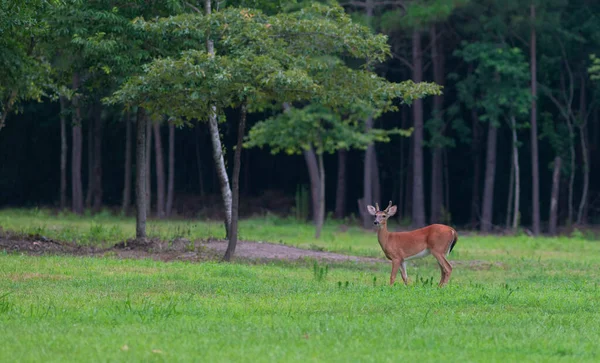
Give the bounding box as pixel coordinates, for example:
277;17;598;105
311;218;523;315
1;210;600;362
0;233;500;270
0;231;383;262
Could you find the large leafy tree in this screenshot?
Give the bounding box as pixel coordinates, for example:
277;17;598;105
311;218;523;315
244;72;434;238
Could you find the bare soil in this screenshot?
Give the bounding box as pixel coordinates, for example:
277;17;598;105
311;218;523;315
0;232;385;264
0;232;502;270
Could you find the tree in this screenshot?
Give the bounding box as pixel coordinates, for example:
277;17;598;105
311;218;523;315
334;149;347;219
203;0;232;235
58;94;69;210
454;42;531;233
166;120;175;217
135;107;147;239
529;3;541;236
121;110;133;215
153;121;166;218
541;111;569;235
70;73;84;214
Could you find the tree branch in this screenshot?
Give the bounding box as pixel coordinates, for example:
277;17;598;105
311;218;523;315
185;1;202;14
542;85;571;122
558;38;574;118
391;51;413;70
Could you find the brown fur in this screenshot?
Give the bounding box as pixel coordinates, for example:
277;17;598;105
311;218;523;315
367;201;458;287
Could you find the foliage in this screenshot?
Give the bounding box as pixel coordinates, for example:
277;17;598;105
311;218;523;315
539;111;572;174
380;0;470;31
0;0;53;124
453;41;531;127
590;54;600;82
244;103;412;155
108;4;441;125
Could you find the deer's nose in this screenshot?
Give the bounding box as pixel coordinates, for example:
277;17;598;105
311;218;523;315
373;221;379;225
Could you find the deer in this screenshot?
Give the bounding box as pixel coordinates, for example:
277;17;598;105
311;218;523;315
367;201;458;287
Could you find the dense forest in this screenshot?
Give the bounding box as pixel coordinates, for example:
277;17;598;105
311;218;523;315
2;0;600;245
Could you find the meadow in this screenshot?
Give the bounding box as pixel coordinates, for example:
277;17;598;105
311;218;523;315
1;208;600;362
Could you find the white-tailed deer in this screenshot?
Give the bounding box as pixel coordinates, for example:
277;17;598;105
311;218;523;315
367;201;458;287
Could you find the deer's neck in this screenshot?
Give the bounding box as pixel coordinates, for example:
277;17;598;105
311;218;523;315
377;222;390;252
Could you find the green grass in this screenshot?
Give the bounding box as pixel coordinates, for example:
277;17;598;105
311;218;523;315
1;208;597;260
1;208;600;361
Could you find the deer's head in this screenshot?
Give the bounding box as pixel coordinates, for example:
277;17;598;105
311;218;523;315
367;201;397;226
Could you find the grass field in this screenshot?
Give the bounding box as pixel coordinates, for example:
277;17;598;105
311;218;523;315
1;208;600;362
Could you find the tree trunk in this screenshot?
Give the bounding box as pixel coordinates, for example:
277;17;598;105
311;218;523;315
411;29;426;228
243;149;250;196
145;117;152;216
576;77;589;225
85;110;94;210
429;24;445;225
371;150;381;208
59;96;68;210
362;116;374;228
397;106;408;221
71;73;84;215
304;148;320;226
153;122;166;218
316;150;326;239
443;148;450;221
510;116;520;233
529;4;541;236
566;118;575;226
430;150;442;224
92;101;103;213
121;110;132;215
195;125;206;197
506;151;514;229
470;108;482;228
223;102;247;261
166;121;175;217
335;149;347;219
135;107;147;239
480;122;498;233
206;0;232;234
404;135;414;220
549;156;562;236
593;110;599;155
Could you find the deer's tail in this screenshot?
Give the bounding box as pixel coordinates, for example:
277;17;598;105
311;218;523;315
448;228;458;254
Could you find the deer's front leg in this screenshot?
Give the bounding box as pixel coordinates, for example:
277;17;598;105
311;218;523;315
390;259;401;286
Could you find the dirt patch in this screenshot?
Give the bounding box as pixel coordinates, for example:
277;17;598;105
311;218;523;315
201;239;384;263
0;233;385;264
0;233;500;270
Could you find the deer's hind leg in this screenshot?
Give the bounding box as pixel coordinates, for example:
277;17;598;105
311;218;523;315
431;251;453;287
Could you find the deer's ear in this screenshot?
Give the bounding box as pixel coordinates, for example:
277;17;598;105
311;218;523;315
367;205;377;215
386;205;397;217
